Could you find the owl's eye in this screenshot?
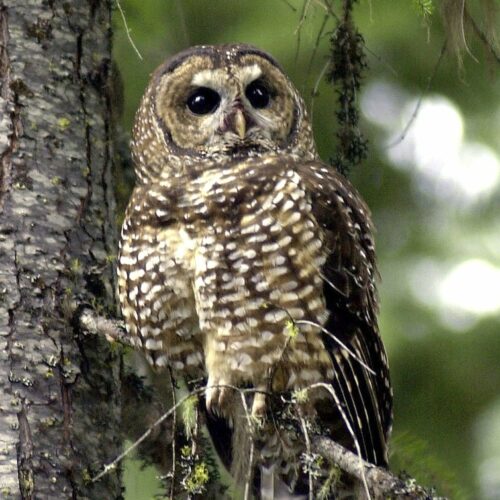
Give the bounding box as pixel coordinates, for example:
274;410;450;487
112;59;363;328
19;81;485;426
245;80;271;109
186;87;221;115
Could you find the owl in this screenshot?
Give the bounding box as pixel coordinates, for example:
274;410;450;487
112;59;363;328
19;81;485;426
118;44;392;498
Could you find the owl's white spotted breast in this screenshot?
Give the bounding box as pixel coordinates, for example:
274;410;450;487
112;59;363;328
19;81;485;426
188;159;335;391
118;155;337;390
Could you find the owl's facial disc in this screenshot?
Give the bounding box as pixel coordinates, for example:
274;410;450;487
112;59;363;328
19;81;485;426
155;52;297;156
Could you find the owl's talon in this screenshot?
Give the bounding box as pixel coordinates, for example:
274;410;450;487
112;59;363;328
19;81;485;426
252;390;267;418
206;377;231;416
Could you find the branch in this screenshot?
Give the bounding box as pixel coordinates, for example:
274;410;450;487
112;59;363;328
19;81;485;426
115;0;143;60
92;389;204;482
312;436;437;499
465;8;500;65
385;41;447;150
77;306;133;347
79;309;436;497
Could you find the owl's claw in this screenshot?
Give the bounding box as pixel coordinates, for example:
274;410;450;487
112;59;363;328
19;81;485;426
251;390;267;418
205;377;231;417
206;379;268;420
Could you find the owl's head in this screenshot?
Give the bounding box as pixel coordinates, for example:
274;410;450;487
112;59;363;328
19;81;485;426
132;44;316;182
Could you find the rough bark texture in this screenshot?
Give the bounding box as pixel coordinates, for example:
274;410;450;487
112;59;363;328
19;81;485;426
0;1;122;498
312;436;435;499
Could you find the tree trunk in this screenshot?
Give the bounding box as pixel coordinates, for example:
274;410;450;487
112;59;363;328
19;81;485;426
0;1;122;498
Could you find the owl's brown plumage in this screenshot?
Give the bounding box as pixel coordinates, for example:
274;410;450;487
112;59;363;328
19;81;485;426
118;44;392;497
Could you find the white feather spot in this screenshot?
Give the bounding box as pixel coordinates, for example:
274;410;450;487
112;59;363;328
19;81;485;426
155;355;169;367
145;338;163;350
262;331;273;341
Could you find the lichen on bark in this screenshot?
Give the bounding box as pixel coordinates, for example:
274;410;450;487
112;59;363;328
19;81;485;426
0;1;122;498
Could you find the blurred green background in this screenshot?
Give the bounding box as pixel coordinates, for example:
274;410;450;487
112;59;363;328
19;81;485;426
112;1;500;498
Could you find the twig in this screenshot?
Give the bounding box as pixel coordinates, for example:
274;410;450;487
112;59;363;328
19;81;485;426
310;59;331;122
115;0;143;61
364;44;398;77
92;388;205;482
294;0;312;65
93;381;435;497
385;41;447;149
168;368;177;500
457;0;478;62
237;389;256;500
311;0;339;20
92;384;263;483
279;0;298;11
465;8;500;64
308;382;371;499
192;400;199;456
243;439;255;500
298;409;314;500
295;319;376;375
305;12;330;91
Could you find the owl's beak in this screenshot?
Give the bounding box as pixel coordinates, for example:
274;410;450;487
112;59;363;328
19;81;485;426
232;108;247;140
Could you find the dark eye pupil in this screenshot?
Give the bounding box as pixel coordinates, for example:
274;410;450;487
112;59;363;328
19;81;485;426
187;87;220;115
245;80;270;109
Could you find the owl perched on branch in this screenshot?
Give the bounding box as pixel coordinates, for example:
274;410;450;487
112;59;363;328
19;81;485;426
118;44;392;497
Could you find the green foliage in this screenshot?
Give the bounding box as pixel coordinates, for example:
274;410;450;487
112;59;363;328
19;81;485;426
183;462;209;494
181;395;198;439
292;387;309;404
300;452;324;479
180;446;210;495
57;116;71;130
285;318;299;339
413;0;435;19
317;465;342;500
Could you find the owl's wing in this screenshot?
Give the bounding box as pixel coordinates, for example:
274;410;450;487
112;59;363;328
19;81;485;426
301;161;393;467
117;184;203;371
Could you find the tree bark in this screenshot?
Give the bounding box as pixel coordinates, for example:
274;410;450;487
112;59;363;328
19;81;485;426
0;1;122;498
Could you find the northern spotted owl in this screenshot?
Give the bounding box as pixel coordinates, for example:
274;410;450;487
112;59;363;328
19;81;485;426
118;44;392;497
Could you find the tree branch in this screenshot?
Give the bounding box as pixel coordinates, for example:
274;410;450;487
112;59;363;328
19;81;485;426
77;306;133;347
312;436;437;499
80;307;437;497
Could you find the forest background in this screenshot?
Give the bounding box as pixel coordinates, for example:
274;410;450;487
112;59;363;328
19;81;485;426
111;1;500;498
